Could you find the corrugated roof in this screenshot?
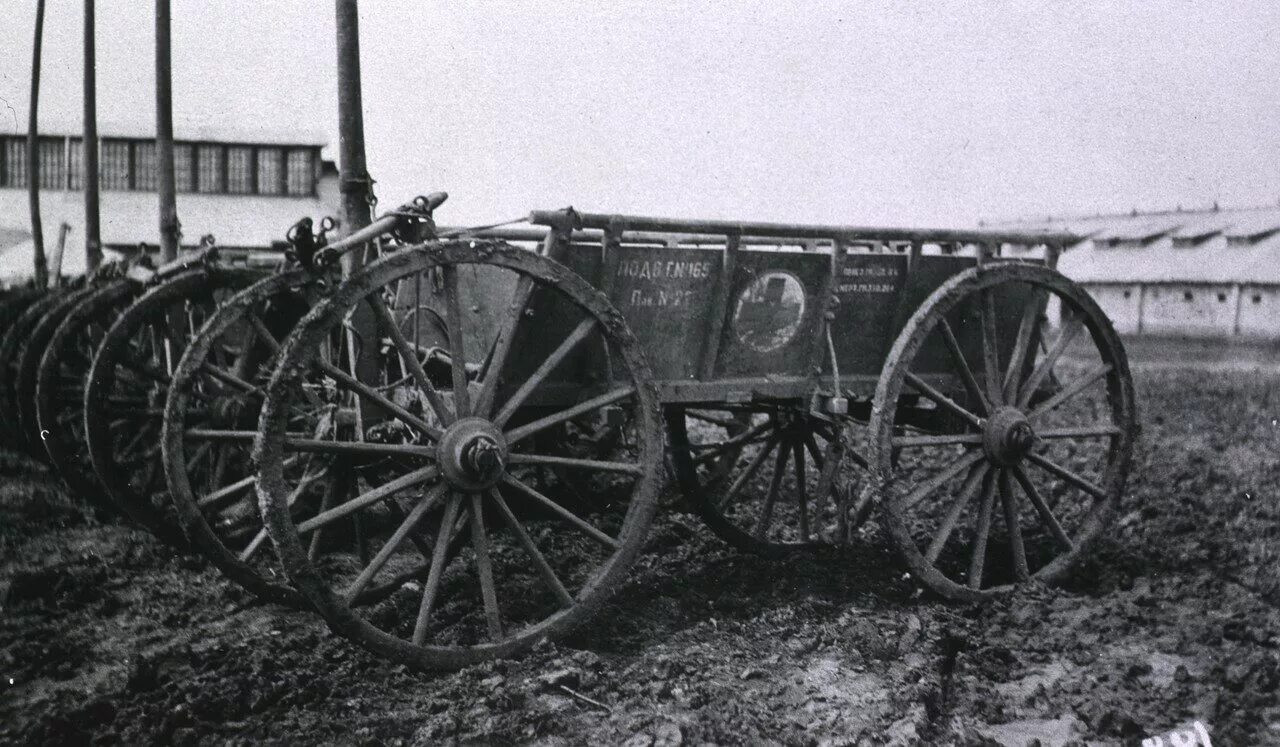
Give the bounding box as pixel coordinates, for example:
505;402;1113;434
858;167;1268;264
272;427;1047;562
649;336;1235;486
997;206;1280;285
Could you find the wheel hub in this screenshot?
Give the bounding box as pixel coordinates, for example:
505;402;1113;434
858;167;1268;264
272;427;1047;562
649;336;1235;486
437;417;508;490
982;407;1036;465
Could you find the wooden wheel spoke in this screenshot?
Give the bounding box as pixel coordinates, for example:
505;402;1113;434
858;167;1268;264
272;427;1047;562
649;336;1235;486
967;469;998;589
892;433;983;448
717;433;781;510
504;386;634;446
441;266;472;418
489;488;574;608
938;318;989;416
1017;313;1084;409
1035;425;1120;440
316;359;442;441
1027;363;1112;421
506;452;642;476
473;275;535;418
904;372;983;429
1010;464;1074;551
924;463;989;564
342;483;448;603
998;468;1030;581
793;440;809;541
1001;290;1045;403
980;289;1003;406
199;362;263;398
245;311;282;354
468;493;504;640
501;475;620;550
296;466;439;535
188;429;436;459
413;492;464;646
198;454;302;511
493;317;597;428
752;443;790;540
1024;451;1108;501
895;449;986;512
368;295;455;427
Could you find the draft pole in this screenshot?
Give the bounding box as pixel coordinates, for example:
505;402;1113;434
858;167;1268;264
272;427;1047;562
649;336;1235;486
28;0;49;288
84;0;102;272
155;0;179;263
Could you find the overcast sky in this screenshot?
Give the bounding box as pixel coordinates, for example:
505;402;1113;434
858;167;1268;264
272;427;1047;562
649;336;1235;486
2;1;1278;227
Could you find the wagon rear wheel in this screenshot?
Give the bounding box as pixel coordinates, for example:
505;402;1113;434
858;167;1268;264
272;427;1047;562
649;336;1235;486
868;262;1136;601
0;290;67;458
36;279;141;514
254;240;661;669
19;287;98;462
84;267;266;546
666;404;868;555
162;269;323;607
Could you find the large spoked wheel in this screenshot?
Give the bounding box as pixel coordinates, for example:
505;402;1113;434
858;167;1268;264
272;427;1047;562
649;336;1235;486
666;404;868;555
18;288;98;461
255;240;662;669
0;290;66;457
162;269;322;607
868;262;1136;601
37;279;142;514
84;267;265;546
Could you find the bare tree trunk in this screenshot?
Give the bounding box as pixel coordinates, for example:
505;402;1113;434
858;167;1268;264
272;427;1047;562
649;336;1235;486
28;0;49;288
84;0;102;272
335;0;373;244
155;0;179;263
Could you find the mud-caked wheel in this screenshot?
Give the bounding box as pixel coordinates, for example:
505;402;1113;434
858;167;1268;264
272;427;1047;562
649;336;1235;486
666;404;868;555
36;279;141;513
255;240;662;669
84;267;266;546
0;289;69;458
161;269;325;607
868;262;1136;601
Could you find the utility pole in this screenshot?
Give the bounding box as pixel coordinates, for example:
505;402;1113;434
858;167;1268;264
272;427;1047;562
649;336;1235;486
28;0;49;288
84;0;102;272
155;0;179;263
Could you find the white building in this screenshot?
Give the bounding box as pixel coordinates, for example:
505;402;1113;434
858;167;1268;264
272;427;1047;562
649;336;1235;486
996;206;1280;339
0;124;339;284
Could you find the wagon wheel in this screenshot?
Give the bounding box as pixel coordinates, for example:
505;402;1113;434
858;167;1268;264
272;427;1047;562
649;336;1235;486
36;279;142;514
18;287;99;461
255;240;662;669
0;287;44;450
666;403;868;555
0;290;68;458
162;269;326;607
868;263;1136;601
84;267;266;546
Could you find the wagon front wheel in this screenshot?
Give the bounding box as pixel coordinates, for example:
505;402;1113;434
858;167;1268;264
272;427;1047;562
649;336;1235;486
868;263;1136;601
254;240;662;669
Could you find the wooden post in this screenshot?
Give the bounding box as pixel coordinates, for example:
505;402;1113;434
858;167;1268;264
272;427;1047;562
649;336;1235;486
84;0;102;272
155;0;180;262
50;222;70;284
28;0;49;288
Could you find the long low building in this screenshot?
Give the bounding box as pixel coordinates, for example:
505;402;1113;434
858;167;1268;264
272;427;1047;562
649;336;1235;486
996;206;1280;339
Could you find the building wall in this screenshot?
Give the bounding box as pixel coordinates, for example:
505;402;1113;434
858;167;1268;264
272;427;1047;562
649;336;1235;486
1140;283;1238;337
1237;284;1280;338
1081;283;1143;334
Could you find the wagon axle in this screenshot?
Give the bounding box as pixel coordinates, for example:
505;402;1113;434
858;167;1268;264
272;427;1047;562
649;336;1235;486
437;417;509;490
982;407;1036;466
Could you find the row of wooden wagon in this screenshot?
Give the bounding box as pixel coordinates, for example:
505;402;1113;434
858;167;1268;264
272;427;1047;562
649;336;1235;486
0;194;1137;669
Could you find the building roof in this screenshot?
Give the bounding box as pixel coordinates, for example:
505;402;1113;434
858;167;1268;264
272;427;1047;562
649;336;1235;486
995;205;1280;285
0;119;328;147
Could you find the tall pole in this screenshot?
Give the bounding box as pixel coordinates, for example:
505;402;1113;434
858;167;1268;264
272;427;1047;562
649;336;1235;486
335;0;373;247
28;0;49;288
83;0;102;272
155;0;179;263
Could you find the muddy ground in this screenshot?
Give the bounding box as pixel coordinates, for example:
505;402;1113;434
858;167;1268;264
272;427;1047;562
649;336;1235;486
2;366;1279;746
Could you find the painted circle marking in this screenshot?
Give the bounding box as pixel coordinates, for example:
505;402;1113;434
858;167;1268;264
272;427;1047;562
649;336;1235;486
732;271;806;353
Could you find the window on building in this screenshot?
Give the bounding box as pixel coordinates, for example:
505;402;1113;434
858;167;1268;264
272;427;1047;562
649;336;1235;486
1217;292;1227;303
226;146;254;194
257;148;283;194
67;138;83;190
174;144;195;192
133;141;157;191
197;144;224;193
101;140;131;190
1254;294;1264;304
1;137;26;187
286;149;314;195
1183;290;1194;302
1123;289;1132;299
36;137;65;189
